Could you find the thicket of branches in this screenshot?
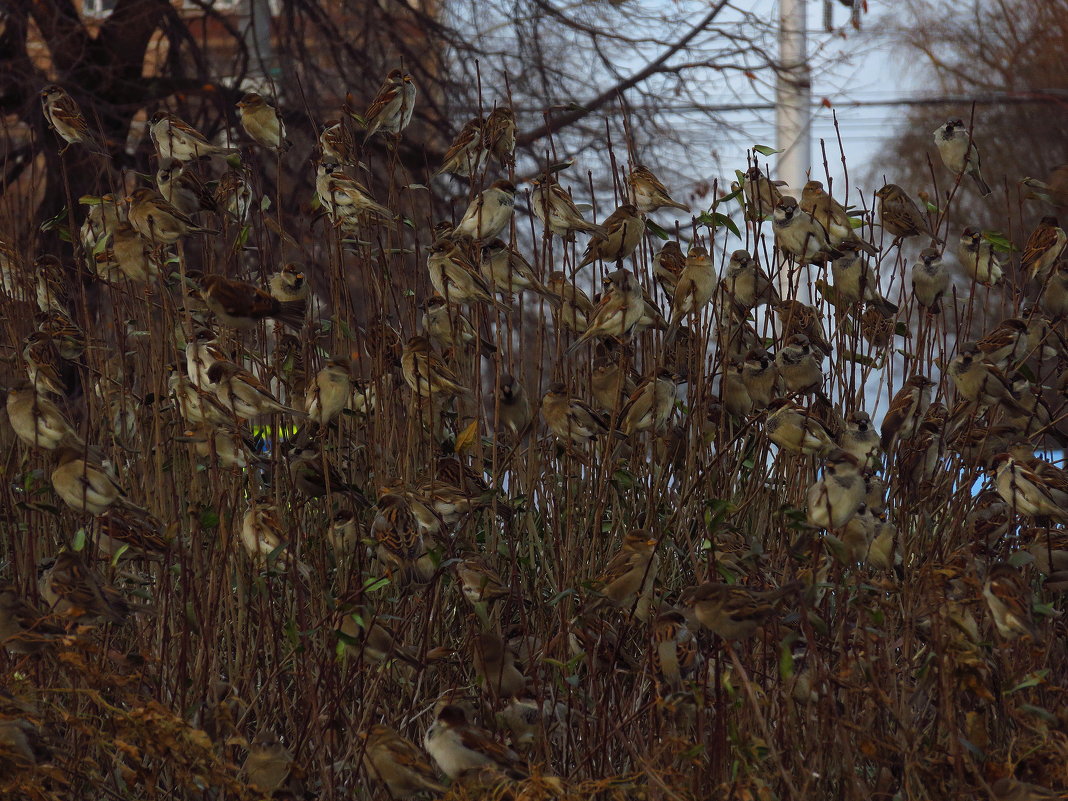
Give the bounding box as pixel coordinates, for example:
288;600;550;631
1;2;1067;801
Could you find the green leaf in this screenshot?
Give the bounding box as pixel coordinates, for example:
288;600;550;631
957;737;986;761
310;193;321;211
78;195;102;206
110;544;130;567
1018;705;1056;722
362;576;391;593
259;196;272;211
406;183;429;191
718;186;743;204
778;644;794;679
644;219;670;240
235;226;251;249
1007;669;1048;693
71;528;86;552
546;588;575;606
199;509;220;529
1008;550;1034;568
894;322;912;339
752;144;782;157
843;351;879;367
982;230;1015;252
547;159;575;174
92;230;112;257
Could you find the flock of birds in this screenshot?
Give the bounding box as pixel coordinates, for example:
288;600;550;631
0;68;1065;799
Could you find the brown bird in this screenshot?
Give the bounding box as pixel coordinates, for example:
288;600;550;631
401;336;467;400
774;299;831;355
38;551;129;624
373;491;435;584
566;269;645;355
494;373;531;437
0;585;63;654
585;530;659;612
149;111;237;162
628;164;690;214
127;187;217;245
800;180;877;255
651;610;700;691
40;85;106;154
739;165;786;221
189;272;304;330
51;446;130;515
360;724;447;798
982;562;1037;640
423;705;527;780
876;184;939;243
530;175;605;238
472;631;528;698
880;374;935;451
236;92;291;151
1020;215;1066;283
361;68;417;140
483;106;516;164
576;204;645;270
680;581;801;640
618;369;678;435
436;116;488;177
541;382;614;446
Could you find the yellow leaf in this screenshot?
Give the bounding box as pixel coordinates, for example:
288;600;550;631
454;420;479;455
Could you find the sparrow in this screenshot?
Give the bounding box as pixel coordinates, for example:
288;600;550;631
837;503;877;564
838;410;880;469
179;423;259;470
327;509;359;555
239;503;308;575
982;562;1036;639
989;777;1064;801
653;241;686;296
319;118;359;165
155;160;217;216
360;724;447;798
764;399;836;456
289;445;368;504
243;734;294;793
774;299;831;355
40;85;106;154
455;553;511;606
92;507;172;561
436;116;488;177
206;361;299;419
479;239;561;306
800;180;877;255
585;530;659;611
976;318;1030;370
933;119;992;196
541;382;614;445
315;162;393;225
494;373;531;437
530;175;604;238
773;196;837;263
576;203;644;269
739;165;786;221
830;245;897;315
32;254;71;316
912;247;950;314
1020;216;1066;283
38;551;129;623
268;262;309;318
35;310;85;360
149;110;236;162
22;332;67;397
651;610;700;691
721;249;778;311
483;106;516;164
627;164;689;214
169;367;230;426
0;585;63;654
1039;259;1068;317
423;705;527;780
337;607;424;667
214;167;253;221
401;335;467;400
473;631;529;698
740;348;780;410
591;360;638;413
958;227;1004;285
361;68;416;139
680;581;800;640
127;187;217;244
664;245;716;341
373;491;435;583
993;453;1068;522
182;328;229;390
94;223;157;284
774;333;824;394
422;295;496;355
188;272;304;330
51;446;128;515
547;271;593;332
948;344;1026;415
721;359;753;419
454;180;516;241
6;387;81;451
875;184;939;242
565;269;645;354
426;239;510;310
304;358;354;425
806;449;865;529
880;374;935;451
236;92;291;151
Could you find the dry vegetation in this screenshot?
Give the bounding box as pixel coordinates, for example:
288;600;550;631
2;5;1068;801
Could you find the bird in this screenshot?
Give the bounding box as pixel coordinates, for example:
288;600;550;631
239;503;308;576
680;581;800;640
483;106;516;164
426;239;510;310
838;410;880;469
591;359;638;413
740;348;780;410
530;175;604;238
933;119;992;196
372;491;435;583
618;370;678;435
401;335;468;400
547;271;594;333
764;399;836;455
1039;259;1068;317
958;227;1004;286
289;445;368;504
188;272;304;330
39;85;106;154
664;244;716;341
127;187;217;245
179;423;260;471
976;318;1031;370
738;165;786;221
5;387;81;451
565;269;645;355
651;610;700;691
653;241;686;296
243;734;295;794
206;361;300;419
830;245;897;315
436;116;488;177
982;562;1036;639
773;196;837;263
0;585;63;655
880;375;935;451
454;180;516;241
268;262;309;319
720;249;778;311
479;239;561;306
472;631;529;699
155;160;217;216
911;247;950;313
315;162;393;225
1020;216;1066;283
948;344;1026;416
627;164;690;214
541;383;615;446
421;295;496;355
806;449;865;529
423;705;527;780
454;554;511;607
875;184;939;243
992;453;1068;522
585;530;659;612
360;724;447;798
494;373;531;437
149;111;236;162
50;446;130;515
38;551;129;624
304;358;354;426
319;118;359;165
800;180;877;255
236;92;291;151
361;68;417;140
576;204;644;270
774;299;831;356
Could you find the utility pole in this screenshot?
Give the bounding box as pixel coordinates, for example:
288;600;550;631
775;0;811;194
